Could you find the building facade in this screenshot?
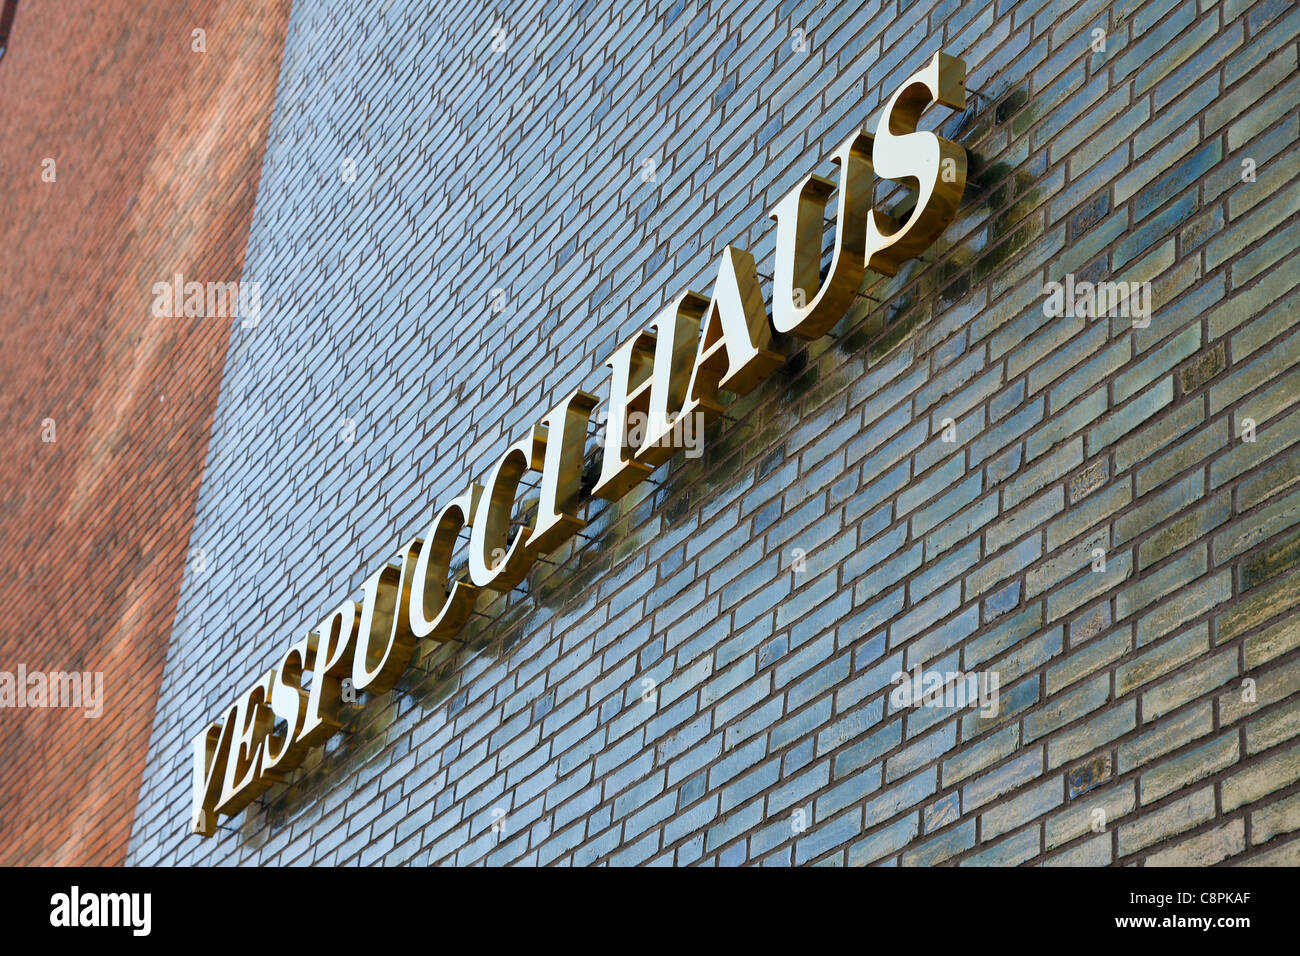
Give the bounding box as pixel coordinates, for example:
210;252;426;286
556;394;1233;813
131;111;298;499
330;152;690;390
3;0;1298;867
0;0;293;865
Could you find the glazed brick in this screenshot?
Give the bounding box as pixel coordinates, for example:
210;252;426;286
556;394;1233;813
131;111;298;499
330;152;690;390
892;583;963;647
1025;673;1110;742
1045;480;1131;552
1114;395;1206;473
980;776;1063;840
1116;624;1209;695
1043;833;1112;865
1069;603;1113;646
961;746;1042;813
923;791;961;833
1135;572;1232;647
825;713;898;778
987;626;1065;686
964;603;1044;669
1216;571;1300;644
1088;379;1175;455
1118;786;1216;857
900;819;976;866
1046;700;1138;770
1231;368;1300;442
1115;472;1204;546
719;757;782;813
1027;529;1108;598
848;813;919;866
1114;549;1207;620
1137;425;1229;498
1207;251;1299;340
1250;792;1300;845
794;808;861;865
1218;658;1300;726
1003;438;1083;510
1213;487;1300;565
1047;627;1131;695
903;606;981;670
1139;732;1240;804
962;677;1041;741
1046;550;1133;623
966;537;1043;599
767;760;830;816
1046;779;1137;850
990;487;1065;555
885;723;958;783
1240;838;1300;867
1210;406;1300;490
1143;649;1239;722
1146;819;1246;866
113;0;1300;870
1118;701;1214;775
859;767;938;830
1116;325;1202;404
662;792;719;850
925;494;1000;557
1137;494;1231;569
1244;616;1300;669
1210;327;1300;415
1231;291;1300;364
961;826;1041;866
1245;696;1300;756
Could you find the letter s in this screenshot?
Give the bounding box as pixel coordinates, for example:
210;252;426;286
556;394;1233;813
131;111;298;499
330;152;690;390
865;51;968;276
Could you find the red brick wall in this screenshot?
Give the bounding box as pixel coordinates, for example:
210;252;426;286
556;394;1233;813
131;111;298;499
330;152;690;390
0;0;291;865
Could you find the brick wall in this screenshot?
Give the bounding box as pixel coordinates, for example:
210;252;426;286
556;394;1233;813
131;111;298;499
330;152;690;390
128;0;1299;865
0;0;291;864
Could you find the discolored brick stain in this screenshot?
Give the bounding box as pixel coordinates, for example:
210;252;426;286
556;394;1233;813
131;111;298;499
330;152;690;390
1068;752;1113;799
0;1;293;863
116;0;1300;867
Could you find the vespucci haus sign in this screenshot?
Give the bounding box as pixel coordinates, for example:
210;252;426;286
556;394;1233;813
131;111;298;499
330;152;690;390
190;51;971;837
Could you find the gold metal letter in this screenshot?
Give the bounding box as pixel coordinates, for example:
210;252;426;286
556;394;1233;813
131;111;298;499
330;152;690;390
864;51;968;275
530;390;598;553
190;708;235;837
261;635;315;776
469;428;546;590
768;129;874;338
216;672;276;816
683;245;782;411
408;484;483;639
592;329;657;501
634;292;707;467
298;600;358;748
351;548;420;694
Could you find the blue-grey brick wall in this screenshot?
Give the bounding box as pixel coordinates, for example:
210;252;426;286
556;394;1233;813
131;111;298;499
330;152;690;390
127;0;1300;865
